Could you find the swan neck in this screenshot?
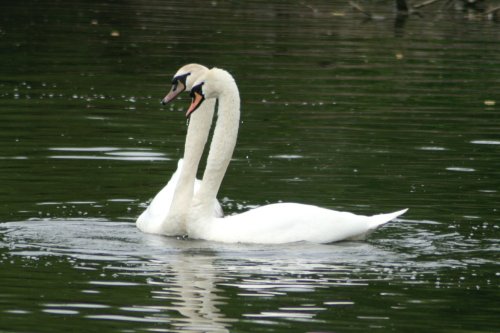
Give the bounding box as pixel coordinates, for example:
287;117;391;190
181;99;216;179
162;99;216;233
194;80;240;215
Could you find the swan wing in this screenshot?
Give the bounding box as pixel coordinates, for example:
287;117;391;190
194;203;407;244
136;160;183;234
136;159;224;234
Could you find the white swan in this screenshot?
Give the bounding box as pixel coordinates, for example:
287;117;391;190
136;64;222;236
182;67;407;244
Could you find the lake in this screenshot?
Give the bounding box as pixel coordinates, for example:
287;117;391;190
0;0;499;332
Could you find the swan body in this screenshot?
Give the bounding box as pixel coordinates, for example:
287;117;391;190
182;67;408;244
190;203;408;244
136;159;223;234
136;64;222;236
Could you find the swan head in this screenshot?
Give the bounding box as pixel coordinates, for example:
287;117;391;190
161;63;209;105
186;68;236;117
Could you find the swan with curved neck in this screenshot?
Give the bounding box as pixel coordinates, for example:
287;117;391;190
183;67;407;244
136;64;222;236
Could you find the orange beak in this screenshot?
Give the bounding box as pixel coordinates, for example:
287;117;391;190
186;91;205;117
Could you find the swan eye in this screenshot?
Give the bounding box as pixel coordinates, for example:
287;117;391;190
162;73;191;105
172;73;190;90
171;73;190;92
189;82;204;98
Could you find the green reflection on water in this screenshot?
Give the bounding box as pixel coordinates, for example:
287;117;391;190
1;0;499;332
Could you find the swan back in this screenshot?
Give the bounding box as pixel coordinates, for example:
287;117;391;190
190;203;407;244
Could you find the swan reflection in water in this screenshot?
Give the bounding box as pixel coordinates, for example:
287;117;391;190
0;219;418;331
142;235;233;332
129;232;387;330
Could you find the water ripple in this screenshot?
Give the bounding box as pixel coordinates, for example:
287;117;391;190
470;140;500;145
48;147;169;161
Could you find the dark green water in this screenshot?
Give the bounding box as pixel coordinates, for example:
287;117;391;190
1;1;499;332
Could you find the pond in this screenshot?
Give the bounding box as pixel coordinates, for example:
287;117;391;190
0;0;499;332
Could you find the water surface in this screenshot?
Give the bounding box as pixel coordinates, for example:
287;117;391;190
1;0;499;332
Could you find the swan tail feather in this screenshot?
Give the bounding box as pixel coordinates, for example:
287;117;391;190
369;208;408;229
346;208;408;241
